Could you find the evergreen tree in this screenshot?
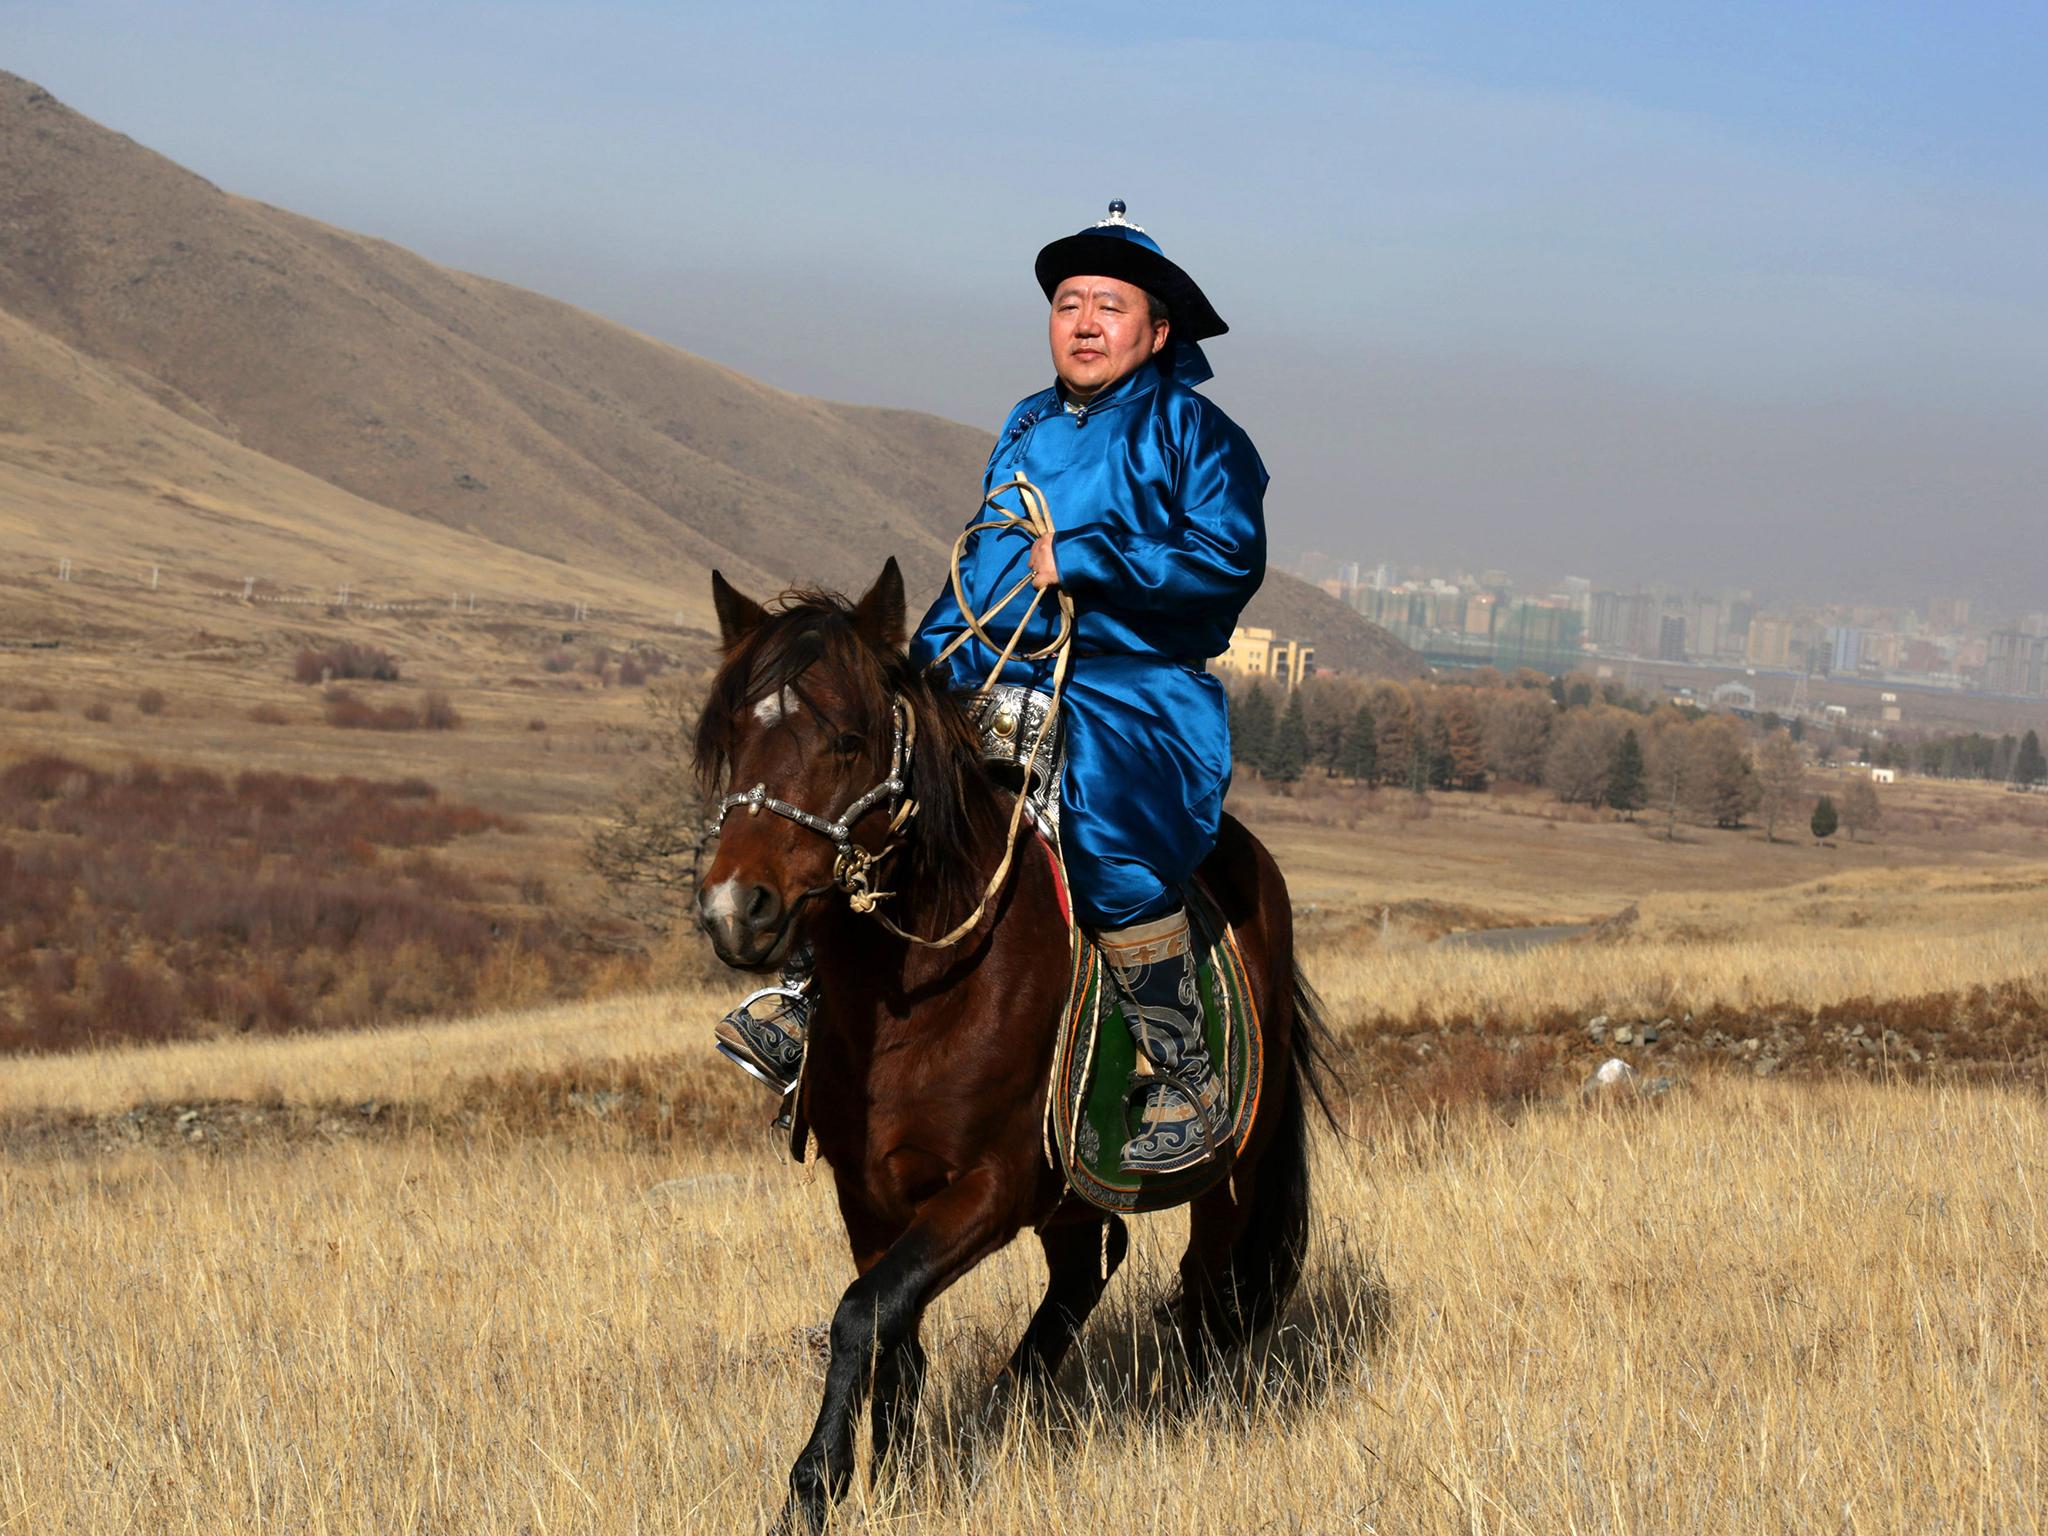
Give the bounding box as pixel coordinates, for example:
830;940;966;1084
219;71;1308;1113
2018;729;2048;787
1370;683;1417;789
1427;714;1455;790
1810;794;1838;842
1307;688;1347;771
1269;688;1310;783
1339;703;1378;782
1231;684;1275;775
1605;727;1647;816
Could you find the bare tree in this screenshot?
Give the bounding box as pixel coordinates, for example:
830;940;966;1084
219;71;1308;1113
1755;731;1804;841
1840;775;1882;842
1689;716;1760;829
1545;709;1623;806
1645;718;1698;840
588;679;711;935
1483;690;1555;784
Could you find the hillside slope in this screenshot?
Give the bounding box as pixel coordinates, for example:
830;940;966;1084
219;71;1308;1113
0;71;1417;674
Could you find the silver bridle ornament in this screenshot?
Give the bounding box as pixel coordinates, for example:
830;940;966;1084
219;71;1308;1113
711;699;916;912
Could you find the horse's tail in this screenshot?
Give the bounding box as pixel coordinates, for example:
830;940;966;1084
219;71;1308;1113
1216;963;1342;1341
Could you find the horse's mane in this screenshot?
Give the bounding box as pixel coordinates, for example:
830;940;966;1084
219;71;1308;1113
693;588;1003;928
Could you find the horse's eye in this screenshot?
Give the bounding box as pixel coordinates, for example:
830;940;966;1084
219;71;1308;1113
832;732;866;758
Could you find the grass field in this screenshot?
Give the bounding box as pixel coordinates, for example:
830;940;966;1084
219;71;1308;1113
2;834;2046;1531
3;1069;2041;1533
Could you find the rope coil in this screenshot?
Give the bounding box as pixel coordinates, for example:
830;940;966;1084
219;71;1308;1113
868;472;1075;949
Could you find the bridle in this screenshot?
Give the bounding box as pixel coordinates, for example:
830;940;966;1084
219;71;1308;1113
713;698;918;914
706;472;1071;949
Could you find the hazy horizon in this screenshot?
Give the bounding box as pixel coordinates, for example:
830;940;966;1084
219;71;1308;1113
12;1;2046;611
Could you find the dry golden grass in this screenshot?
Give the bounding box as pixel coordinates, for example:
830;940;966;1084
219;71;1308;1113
6;852;2045;1129
4;831;2047;1530
2;1075;2041;1533
1321;862;2048;1030
0;986;727;1119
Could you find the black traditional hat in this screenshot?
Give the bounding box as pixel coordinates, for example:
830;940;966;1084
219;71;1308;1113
1033;201;1228;343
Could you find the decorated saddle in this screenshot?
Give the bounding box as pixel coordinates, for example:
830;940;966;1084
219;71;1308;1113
970;684;1268;1213
1043;870;1264;1213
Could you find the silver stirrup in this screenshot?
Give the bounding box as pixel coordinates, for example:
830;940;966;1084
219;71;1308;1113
713;984;808;1089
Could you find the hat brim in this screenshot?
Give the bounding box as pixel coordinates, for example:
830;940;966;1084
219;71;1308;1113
1034;233;1227;343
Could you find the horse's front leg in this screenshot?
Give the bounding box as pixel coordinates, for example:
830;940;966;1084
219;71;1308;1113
868;1330;926;1478
776;1169;1016;1535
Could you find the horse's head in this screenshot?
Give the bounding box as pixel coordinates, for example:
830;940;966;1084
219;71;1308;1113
692;559;913;969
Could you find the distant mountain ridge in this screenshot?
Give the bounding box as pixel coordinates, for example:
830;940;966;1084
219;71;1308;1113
0;71;1419;674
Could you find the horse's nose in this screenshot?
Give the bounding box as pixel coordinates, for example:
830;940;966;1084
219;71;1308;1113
742;882;782;932
699;878;786;967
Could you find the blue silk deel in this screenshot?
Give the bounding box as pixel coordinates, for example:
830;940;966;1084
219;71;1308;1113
909;359;1269;929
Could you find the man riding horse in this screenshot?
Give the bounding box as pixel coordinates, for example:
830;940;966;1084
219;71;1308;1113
718;201;1267;1176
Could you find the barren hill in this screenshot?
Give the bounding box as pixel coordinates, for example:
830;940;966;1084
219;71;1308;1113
0;72;1417;674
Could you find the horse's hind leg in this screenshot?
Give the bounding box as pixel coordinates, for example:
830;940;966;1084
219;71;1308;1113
1174;1184;1253;1386
1000;1215;1129;1390
1176;1067;1313;1386
869;1330;927;1479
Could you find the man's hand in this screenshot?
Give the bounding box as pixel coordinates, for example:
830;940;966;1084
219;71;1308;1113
1029;531;1060;591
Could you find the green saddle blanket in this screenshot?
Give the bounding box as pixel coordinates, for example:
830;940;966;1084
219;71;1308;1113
1047;881;1265;1214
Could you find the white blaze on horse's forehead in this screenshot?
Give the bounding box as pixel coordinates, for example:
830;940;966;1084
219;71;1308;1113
752;687;800;726
702;878;741;923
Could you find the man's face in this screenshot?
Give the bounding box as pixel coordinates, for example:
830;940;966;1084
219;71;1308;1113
1049;275;1169;402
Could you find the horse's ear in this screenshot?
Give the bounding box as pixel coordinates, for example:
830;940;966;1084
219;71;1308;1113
711;570;767;651
852;557;906;653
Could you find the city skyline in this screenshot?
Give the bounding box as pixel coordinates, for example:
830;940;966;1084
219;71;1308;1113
1283;545;2048;700
1279;543;2043;636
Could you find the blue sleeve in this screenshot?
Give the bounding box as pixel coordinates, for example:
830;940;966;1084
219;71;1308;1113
1052;403;1268;615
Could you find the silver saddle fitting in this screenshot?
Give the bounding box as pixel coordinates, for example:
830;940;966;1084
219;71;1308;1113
970;684;1065;841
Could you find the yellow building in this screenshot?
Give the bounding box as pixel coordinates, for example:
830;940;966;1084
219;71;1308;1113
1464;592;1498;637
1214;626;1316;690
1746;615;1795;669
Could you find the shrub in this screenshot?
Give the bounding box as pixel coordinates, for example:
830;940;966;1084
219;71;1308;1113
527;717;548;732
17;691;57;713
247;703;292;725
293;643;400;685
82;701;113;723
0;752;560;1048
422;692;463;730
323;688;420;731
136;688;168;716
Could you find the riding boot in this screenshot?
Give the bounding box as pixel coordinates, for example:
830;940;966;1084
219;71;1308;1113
1099;908;1224;1176
713;942;814;1099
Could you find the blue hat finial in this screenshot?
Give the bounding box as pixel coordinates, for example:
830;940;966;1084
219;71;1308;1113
1107;198;1126;218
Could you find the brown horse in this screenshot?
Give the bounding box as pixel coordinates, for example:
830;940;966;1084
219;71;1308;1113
694;559;1333;1534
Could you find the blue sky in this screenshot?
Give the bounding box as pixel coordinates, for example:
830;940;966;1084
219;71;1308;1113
11;1;2046;606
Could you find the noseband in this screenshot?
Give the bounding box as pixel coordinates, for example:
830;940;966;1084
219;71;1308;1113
713;699;917;912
